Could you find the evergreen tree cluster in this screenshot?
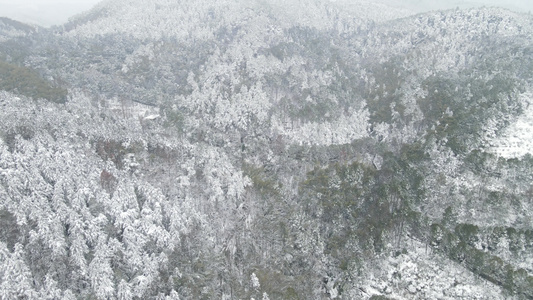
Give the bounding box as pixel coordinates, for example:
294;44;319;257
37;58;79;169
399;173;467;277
1;0;533;298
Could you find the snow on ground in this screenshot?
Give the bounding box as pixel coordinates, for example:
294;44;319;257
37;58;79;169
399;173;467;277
273;107;370;146
489;92;533;159
106;97;160;120
359;238;509;299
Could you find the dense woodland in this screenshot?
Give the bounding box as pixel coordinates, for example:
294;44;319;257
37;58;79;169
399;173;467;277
1;0;533;299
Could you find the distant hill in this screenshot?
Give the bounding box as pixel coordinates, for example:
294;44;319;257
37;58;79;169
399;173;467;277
0;17;36;33
0;17;36;42
0;59;67;103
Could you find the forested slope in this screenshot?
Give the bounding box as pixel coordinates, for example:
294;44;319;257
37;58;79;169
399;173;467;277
1;1;533;299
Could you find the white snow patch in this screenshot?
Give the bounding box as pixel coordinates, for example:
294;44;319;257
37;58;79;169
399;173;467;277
143;114;160;121
359;237;506;299
104;97;159;120
489;92;533;158
274;107;370;146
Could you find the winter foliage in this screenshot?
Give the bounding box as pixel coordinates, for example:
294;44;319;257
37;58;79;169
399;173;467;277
1;0;533;299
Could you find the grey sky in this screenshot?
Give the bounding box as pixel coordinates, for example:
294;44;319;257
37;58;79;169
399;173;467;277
0;0;102;27
0;0;531;28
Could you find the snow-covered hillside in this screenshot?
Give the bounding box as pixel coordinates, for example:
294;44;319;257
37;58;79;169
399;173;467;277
490;91;533;158
1;0;533;299
65;0;413;41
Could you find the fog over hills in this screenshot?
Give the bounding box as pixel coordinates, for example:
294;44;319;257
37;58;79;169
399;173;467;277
1;0;533;299
383;0;533;14
0;0;101;27
1;0;532;27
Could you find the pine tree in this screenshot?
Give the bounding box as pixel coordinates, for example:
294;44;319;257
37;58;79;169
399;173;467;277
88;238;115;299
0;243;37;299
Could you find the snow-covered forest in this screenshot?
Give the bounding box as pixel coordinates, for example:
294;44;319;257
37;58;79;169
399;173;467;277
1;0;533;299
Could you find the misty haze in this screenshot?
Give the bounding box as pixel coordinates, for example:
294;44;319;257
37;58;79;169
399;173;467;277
1;0;532;27
0;0;533;299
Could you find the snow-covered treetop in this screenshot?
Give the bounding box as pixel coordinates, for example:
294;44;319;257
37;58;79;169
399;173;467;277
0;17;37;42
63;0;412;41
